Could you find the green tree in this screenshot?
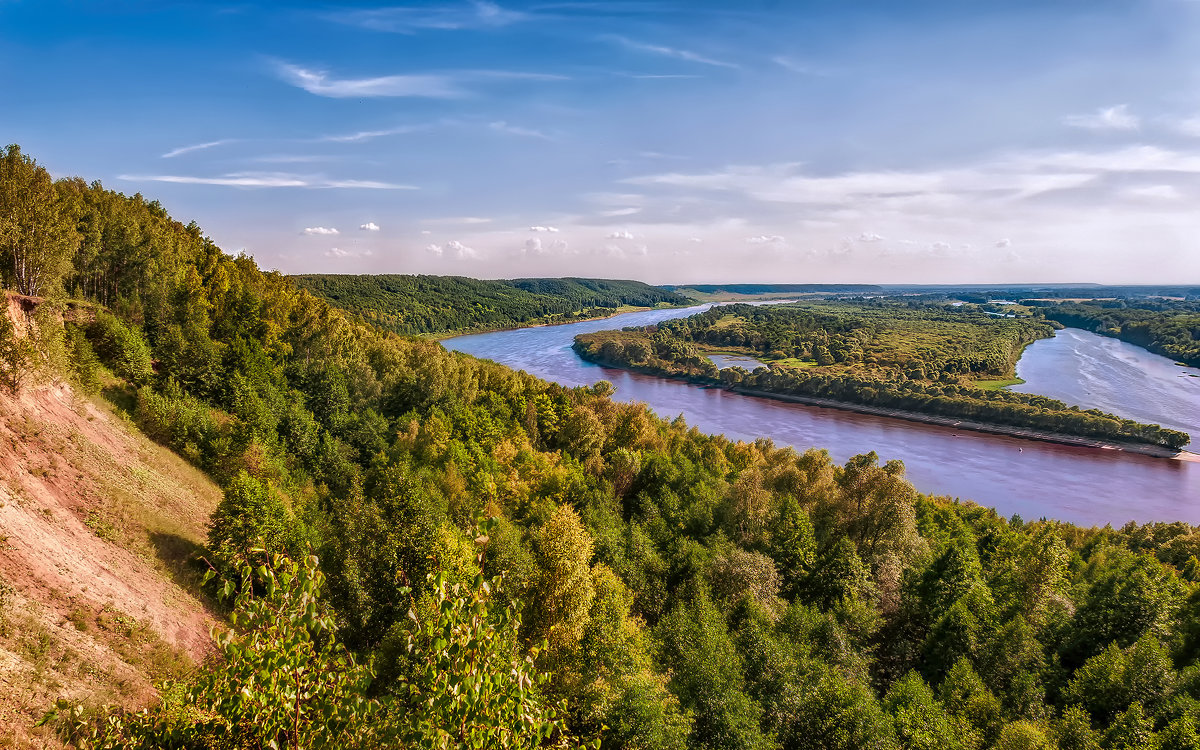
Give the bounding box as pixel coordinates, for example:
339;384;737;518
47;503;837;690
0;144;78;296
207;471;294;568
884;671;969;750
532;505;597;652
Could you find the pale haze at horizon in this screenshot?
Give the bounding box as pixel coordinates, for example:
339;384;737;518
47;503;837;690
3;0;1200;284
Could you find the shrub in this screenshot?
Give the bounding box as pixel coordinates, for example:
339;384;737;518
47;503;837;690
86;312;153;385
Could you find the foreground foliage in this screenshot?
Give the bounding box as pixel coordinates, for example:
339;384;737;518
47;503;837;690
6;144;1200;748
48;552;581;749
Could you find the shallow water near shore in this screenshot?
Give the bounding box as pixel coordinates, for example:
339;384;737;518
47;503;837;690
445;306;1200;526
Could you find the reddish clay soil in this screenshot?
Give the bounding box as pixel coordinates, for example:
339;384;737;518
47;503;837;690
0;379;221;747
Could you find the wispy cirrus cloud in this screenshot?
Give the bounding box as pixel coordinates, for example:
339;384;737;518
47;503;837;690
118;171;417;189
1062;104;1139;131
1168;115;1200;138
317;124;434;143
330;1;529;33
423;216;493;225
616;72;702;80
606;35;739;69
274;62;568;100
275;62;466;98
162;139;239;158
772;56;832;76
489;120;551;139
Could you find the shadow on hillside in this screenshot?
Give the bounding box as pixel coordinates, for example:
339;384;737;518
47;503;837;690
101;382;137;418
149;531;229;618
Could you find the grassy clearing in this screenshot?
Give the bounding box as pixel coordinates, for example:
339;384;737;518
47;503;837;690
972;377;1025;391
765;357;818;369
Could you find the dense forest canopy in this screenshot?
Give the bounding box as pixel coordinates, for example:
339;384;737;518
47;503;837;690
573;302;1191;450
7;144;1200;748
294;273;692;335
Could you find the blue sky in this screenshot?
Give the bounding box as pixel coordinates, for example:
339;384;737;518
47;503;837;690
3;0;1200;283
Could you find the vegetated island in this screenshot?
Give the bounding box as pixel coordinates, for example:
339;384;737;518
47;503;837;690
574;300;1192;454
293;273;694;336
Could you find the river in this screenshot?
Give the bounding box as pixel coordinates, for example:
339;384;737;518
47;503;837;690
443;306;1200;526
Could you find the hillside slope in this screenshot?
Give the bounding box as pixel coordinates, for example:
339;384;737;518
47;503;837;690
0;320;220;745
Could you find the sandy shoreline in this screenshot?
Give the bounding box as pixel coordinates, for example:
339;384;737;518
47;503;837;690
730;387;1191;460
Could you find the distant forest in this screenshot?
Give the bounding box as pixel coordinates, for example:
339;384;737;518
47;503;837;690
1030;300;1200;368
294;274;692;335
666;283;884;296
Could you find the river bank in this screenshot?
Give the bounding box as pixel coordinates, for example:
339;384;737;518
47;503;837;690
729;387;1194;461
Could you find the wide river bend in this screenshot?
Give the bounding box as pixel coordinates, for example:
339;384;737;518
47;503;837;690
444;305;1200;526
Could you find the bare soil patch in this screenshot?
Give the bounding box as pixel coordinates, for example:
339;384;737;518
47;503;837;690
0;379;221;747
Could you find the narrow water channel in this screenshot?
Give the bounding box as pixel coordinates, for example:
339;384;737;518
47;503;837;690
444;307;1200;526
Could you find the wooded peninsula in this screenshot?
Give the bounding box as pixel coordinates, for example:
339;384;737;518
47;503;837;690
573;301;1191;451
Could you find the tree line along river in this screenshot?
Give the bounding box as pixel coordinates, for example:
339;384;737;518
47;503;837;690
443;304;1200;527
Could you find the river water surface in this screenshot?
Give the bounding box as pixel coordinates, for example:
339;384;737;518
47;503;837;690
444;306;1200;526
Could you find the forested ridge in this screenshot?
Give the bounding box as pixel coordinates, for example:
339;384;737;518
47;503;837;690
1028;300;1200;368
573;302;1190;450
9;143;1200;748
293;273;692;335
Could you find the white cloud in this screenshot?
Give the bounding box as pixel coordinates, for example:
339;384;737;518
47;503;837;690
360;222;381;231
325;247;373;258
599;207;642;217
523;237;570;256
317;124;432;143
771;56;830;76
275;62;464;99
1125;184;1181;200
489;121;551;139
426;240;479;259
119;171;417;189
420;230;432;235
930;241;952;254
746;235;785;244
688;237;703;243
619;73;702;80
858;232;884;242
620;144;1200;220
426;216;493;225
331;2;529;33
303;226;339;235
162;139;238;158
606;230;634;239
607;36;739;70
529;225;560;232
995;238;1011;248
1062;104;1139;131
1171;116;1200;138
